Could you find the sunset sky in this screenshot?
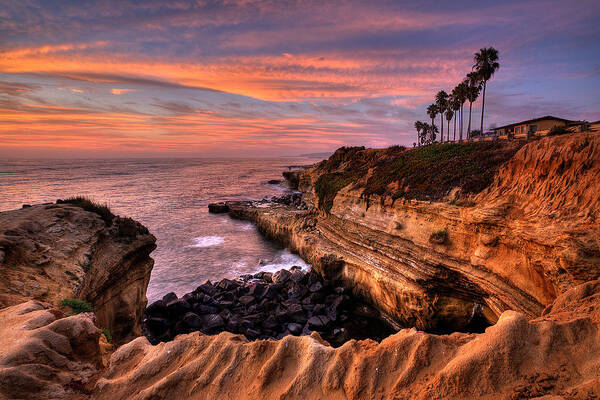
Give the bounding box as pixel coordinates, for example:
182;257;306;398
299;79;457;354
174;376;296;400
1;0;599;158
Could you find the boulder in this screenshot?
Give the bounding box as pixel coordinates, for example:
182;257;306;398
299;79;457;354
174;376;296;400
208;202;229;213
166;298;191;315
273;269;292;284
202;314;225;330
287;322;303;335
182;312;203;329
238;295;255;306
162;292;178;303
193;304;218;315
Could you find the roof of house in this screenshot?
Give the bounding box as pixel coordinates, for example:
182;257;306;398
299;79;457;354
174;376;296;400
492;116;576;131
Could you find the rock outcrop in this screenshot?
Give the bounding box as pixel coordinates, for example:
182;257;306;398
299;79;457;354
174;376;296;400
227;133;600;333
93;279;600;399
0;203;156;344
0;300;108;400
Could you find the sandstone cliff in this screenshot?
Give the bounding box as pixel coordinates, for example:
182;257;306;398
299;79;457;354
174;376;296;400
227;133;600;332
0;203;156;344
93;279;600;399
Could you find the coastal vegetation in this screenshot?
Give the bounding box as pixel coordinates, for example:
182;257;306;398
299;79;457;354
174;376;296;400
429;229;448;244
314;140;525;212
417;47;499;144
61;298;93;315
57;196;114;225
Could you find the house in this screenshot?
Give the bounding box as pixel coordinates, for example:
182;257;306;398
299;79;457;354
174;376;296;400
493;116;581;139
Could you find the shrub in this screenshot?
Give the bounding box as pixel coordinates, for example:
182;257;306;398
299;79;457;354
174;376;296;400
429;229;448;244
61;298;93;314
548;125;570;136
315;173;356;213
101;328;113;344
361;141;524;201
57;196;114;225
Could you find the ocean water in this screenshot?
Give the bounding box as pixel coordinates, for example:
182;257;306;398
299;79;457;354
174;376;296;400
0;158;319;302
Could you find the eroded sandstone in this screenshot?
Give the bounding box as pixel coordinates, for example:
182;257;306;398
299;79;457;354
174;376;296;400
0;203;156;344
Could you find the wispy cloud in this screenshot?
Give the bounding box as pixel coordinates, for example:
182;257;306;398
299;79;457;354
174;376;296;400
0;0;599;157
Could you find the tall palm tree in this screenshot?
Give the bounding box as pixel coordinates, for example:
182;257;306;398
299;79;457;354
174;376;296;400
427;104;438;134
426;122;438;144
435;90;448;142
473;47;500;134
450;88;461;142
465;72;481;139
414;121;424;146
457;81;469;141
445;108;453;142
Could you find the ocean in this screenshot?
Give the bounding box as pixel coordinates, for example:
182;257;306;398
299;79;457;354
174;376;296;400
0;157;320;302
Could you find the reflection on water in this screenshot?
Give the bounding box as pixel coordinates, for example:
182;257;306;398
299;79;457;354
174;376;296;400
0;157;318;301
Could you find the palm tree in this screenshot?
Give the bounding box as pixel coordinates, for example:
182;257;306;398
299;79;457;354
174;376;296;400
473;47;500;134
445;108;453;142
425;122;438;144
456;81;468;141
435;90;448;142
465;72;481;139
450;88;461;142
427;104;438;134
414;121;424;146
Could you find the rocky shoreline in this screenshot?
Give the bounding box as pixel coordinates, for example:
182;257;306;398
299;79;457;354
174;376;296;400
143;266;396;347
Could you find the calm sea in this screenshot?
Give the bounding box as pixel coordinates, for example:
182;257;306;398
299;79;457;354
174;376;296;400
0;158;319;302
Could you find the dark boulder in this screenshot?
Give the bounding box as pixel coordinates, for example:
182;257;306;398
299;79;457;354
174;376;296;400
162;292;178;303
272;269;291;284
166;299;191;316
238;295;255;306
182;312;203;330
287;323;303;335
208;202;229;213
145;317;170;335
309;281;323;293
195;282;217;296
146;300;168;317
307;315;330;330
194;304;218;315
202;314;225;330
216;278;239;291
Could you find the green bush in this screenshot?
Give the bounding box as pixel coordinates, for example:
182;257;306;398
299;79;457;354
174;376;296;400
100;328;113;344
57;196;114;225
429;229;448;244
361;141;524;202
315;173;356;213
61;298;93;314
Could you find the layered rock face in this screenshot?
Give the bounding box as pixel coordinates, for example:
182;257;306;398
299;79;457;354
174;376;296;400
0;204;156;344
226;133;600;332
93;280;600;400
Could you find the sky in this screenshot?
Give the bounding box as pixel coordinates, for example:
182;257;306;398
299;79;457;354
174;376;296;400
1;0;599;158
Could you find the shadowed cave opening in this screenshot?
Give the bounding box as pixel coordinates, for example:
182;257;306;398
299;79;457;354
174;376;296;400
143;266;491;347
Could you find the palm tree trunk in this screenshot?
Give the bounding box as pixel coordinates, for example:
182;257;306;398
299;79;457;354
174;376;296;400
467;101;473;139
447;118;450;141
480;81;487;134
453;113;456;141
461;105;464;141
440;115;444;143
431;118;435;142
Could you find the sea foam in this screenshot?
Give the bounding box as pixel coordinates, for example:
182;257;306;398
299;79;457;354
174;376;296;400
190;236;225;248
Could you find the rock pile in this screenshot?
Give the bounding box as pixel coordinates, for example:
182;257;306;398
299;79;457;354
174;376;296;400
143;267;396;347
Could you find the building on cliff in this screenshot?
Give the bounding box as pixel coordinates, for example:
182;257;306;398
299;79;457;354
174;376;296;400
493;115;592;139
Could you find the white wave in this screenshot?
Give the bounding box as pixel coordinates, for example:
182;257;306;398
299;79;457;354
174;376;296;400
255;249;311;273
189;236;225;248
